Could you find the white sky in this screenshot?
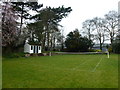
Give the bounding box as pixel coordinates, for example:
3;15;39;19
38;0;119;36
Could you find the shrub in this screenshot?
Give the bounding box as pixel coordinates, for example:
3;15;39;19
88;49;102;52
112;42;120;54
112;35;120;54
108;46;112;53
65;30;94;52
95;49;102;52
88;49;96;52
3;52;25;58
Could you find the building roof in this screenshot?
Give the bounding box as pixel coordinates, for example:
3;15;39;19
29;44;41;46
26;43;41;46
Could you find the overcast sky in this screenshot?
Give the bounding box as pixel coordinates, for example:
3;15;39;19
38;0;119;36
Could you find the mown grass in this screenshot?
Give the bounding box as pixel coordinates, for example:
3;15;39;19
2;54;118;88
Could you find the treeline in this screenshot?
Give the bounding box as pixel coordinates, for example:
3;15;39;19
2;2;120;54
65;11;120;53
2;2;72;53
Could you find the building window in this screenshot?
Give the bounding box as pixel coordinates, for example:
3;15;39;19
39;46;40;50
31;46;33;50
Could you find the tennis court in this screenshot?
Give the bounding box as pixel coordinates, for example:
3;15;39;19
3;54;118;88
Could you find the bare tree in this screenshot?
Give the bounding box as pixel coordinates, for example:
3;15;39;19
104;11;118;45
92;17;107;50
82;19;94;40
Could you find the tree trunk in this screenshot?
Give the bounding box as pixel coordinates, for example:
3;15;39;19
42;32;46;51
110;37;113;46
50;35;53;50
99;39;102;50
53;37;55;49
47;32;50;51
100;43;102;50
88;28;91;40
46;25;50;51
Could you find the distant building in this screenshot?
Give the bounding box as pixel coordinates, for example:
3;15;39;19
24;43;41;54
92;43;109;52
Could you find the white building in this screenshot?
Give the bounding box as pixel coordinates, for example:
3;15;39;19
24;43;41;54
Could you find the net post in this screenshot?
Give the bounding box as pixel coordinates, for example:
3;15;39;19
49;52;52;56
105;48;109;58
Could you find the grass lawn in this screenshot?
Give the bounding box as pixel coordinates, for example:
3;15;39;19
2;54;118;88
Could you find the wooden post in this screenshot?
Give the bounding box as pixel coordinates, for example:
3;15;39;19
49;52;51;56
